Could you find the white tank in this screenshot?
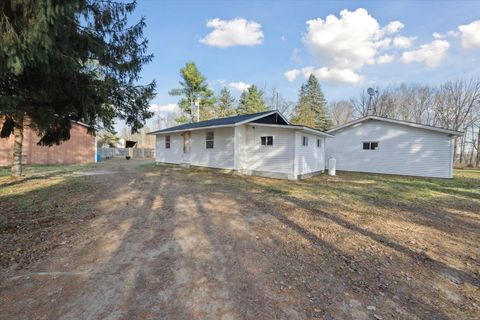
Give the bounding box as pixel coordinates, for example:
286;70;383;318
328;158;336;176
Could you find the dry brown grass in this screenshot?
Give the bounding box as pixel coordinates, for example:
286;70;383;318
1;162;478;319
177;166;480;319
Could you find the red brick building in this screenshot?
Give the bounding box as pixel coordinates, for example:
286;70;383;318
0;117;96;166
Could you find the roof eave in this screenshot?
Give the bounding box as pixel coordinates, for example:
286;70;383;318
148;110;287;135
247;122;333;137
148;123;235;135
298;126;334;138
327;116;463;136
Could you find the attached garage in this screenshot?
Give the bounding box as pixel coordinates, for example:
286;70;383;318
325;116;463;178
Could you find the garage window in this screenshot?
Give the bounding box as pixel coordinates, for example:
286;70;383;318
165;135;171;149
206;131;214;149
302;136;308;146
261;136;273;146
317;139;321;147
363;141;379;150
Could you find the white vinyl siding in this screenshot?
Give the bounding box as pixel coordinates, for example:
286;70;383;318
154;122;328;179
295;132;324;175
155;133;183;164
190;127;234;169
326;119;454;178
244;125;294;174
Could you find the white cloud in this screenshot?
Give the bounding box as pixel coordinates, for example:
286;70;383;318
199;18;264;48
433;32;446;39
284;67;362;84
432;30;459;39
285;8;407;84
393;36;416;49
302;8;404;70
383;21;404;34
377;54;394;64
313;67;363;84
284;69;301;82
228;81;251;92
458;20;480;49
149;103;180;114
401;40;450;68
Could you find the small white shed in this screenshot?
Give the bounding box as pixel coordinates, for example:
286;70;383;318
150;111;333;180
326;116;463;178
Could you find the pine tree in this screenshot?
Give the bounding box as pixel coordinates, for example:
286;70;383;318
0;1;156;177
215;87;237;118
291;74;332;130
169;62;216;123
237;85;267;115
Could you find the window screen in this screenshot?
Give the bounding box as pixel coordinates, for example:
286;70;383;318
206;131;214;149
363;141;379;150
165;135;171;149
261;136;273;146
302;136;308;146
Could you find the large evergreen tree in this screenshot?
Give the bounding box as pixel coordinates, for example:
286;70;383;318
0;0;156;177
169;62;216;123
237;85;267;115
215;87;237;118
291;74;331;130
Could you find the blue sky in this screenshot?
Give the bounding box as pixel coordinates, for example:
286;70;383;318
126;0;480;127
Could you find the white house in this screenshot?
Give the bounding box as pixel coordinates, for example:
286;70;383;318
326;116;463;178
150;111;333;180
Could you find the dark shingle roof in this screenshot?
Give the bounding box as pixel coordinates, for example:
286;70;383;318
149;111;274;134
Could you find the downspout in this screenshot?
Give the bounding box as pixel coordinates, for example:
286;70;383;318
292;130;297;179
449;137;454;178
323;137;326;172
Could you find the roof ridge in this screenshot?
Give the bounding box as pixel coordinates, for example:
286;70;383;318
328;115;463;135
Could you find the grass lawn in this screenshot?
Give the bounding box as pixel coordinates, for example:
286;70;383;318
0;163;98;269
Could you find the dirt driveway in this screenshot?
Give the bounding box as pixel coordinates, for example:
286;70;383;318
1;160;479;319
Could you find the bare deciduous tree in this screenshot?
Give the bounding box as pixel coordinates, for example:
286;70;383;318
342;78;480;166
329;100;354;126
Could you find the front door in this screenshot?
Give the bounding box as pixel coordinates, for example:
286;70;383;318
182;131;191;163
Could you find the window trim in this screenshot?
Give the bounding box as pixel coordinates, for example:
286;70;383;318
362;141;379;151
165;135;171;149
302;136;308;146
261;136;274;146
206;131;214;149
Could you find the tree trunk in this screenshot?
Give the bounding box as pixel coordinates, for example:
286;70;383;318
476;127;480;167
459;134;465;164
453;137;458;164
11;113;25;178
469;125;475;166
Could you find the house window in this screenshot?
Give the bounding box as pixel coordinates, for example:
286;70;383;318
165;135;171;149
261;136;273;146
317;139;321;147
302;136;308;146
363;141;379;150
206;131;214;149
